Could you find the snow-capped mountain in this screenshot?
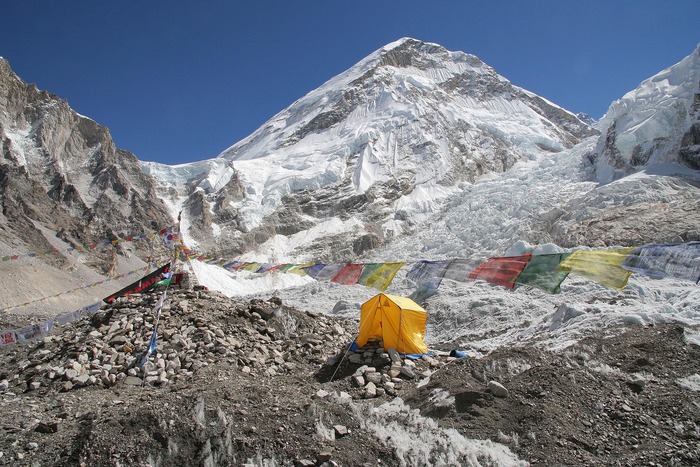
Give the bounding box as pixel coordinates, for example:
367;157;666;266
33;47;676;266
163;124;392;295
1;38;699;321
144;38;596;262
595;43;700;183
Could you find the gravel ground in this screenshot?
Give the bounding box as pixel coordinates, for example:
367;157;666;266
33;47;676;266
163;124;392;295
1;289;699;466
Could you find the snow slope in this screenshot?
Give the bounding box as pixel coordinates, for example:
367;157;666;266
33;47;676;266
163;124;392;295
595;43;700;183
144;38;594;260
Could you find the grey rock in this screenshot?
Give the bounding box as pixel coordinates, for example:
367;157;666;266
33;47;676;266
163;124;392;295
365;372;383;385
333;425;349;438
364;382;377;398
348;354;363;364
74;374;90;386
124;376;143;386
35;422;58;434
387;347;401;363
488;380;509;398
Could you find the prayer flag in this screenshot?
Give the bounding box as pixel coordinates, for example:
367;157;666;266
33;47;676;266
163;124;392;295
443;258;484;283
301;263;327;278
331;263;364;285
286;263;316;276
558;248;635;290
406;260;451;288
468;255;532;289
359;262;406;291
314;263;346;281
621;242;700;283
516;253;572;294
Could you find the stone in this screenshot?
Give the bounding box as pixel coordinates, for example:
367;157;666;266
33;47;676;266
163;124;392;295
124;376;143;386
29;381;41;390
422;355;438;366
25;442;38;451
348;354;363;364
488;380;509;398
627;375;646;391
387;347;401;363
364;382;377;398
74;374;90;386
0;379;9;391
315;389;330;399
333;425;349;438
365;372;383;385
110;335;127;346
399;367;416;379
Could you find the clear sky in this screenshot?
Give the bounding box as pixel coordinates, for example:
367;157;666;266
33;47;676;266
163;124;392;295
1;1;698;165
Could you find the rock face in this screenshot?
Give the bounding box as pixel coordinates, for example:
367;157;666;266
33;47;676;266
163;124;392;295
0;57;172;272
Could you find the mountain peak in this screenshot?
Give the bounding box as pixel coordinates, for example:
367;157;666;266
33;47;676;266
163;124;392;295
167;39;596;260
595;43;700;182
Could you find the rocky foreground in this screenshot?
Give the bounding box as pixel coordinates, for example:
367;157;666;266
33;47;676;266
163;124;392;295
0;288;699;466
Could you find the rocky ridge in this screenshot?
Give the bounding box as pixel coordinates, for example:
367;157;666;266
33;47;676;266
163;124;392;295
0;57;172;274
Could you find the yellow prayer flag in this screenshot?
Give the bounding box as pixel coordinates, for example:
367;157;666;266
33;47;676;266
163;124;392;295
360;262;407;291
286;262;316;276
558;248;635;290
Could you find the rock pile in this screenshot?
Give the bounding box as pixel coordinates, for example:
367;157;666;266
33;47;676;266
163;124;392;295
330;339;453;400
1;288;358;395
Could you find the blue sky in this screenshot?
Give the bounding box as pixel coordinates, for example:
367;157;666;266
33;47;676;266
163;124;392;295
2;1;698;165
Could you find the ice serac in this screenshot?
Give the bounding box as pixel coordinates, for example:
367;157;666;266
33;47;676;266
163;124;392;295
159;38;596;261
0;57;171;273
595;43;700;183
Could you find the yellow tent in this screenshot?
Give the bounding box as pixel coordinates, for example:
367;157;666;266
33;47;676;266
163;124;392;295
356;293;429;354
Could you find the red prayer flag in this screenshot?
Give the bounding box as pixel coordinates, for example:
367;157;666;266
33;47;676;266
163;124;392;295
331;263;364;285
468;254;532;289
